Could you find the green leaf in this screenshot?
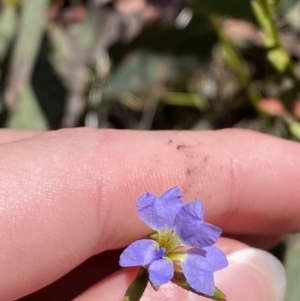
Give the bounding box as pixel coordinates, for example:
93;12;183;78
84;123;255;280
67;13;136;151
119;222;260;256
288;120;300;140
251;0;276;47
124;268;149;301
2;0;22;6
171;270;226;301
267;48;290;73
284;234;300;301
5;0;50;111
0;4;17;61
6;84;48;130
163;92;207;109
210;15;250;87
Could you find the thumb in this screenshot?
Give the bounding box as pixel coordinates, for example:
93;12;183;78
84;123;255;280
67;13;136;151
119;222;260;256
204;248;286;301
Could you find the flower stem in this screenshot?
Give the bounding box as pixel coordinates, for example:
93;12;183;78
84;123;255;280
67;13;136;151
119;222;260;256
124;267;148;301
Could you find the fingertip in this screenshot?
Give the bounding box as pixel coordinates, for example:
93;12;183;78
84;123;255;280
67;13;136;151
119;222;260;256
215;248;286;301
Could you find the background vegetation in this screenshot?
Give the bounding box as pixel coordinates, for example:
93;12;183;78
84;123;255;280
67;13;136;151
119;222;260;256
1;0;300;300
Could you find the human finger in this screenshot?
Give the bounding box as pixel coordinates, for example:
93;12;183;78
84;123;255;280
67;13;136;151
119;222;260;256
0;128;298;300
0;129;38;143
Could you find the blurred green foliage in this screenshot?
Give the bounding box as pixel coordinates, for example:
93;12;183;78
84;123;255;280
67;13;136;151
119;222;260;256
1;1;300;299
0;0;300;133
285;234;300;301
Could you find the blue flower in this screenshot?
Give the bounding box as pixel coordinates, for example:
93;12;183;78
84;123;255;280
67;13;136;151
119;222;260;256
119;186;228;296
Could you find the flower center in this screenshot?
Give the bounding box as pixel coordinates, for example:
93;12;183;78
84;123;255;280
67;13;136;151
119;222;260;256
155;247;167;260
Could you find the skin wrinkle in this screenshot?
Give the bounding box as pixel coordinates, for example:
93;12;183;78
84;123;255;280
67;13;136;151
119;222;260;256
224;156;241;223
50;129;110;256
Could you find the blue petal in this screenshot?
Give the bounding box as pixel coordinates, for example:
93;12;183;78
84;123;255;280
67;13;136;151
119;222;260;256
183;267;215;296
136;186;183;231
202;246;228;271
148;258;174;285
174;201;222;248
119;239;158;267
184;246;228;272
181;246;228;295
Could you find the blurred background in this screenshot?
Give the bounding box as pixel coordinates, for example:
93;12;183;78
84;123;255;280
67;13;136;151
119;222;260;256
1;0;300;300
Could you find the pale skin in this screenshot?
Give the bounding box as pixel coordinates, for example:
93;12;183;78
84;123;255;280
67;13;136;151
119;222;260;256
0;128;298;301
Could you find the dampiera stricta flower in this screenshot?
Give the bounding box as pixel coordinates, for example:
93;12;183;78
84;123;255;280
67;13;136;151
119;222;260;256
119;186;228;296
